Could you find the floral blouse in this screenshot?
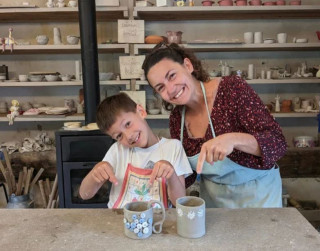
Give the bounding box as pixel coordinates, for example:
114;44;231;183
169;76;287;187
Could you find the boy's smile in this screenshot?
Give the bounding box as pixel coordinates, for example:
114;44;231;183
106;105;158;148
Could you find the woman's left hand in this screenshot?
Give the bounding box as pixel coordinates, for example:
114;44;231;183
196;134;235;174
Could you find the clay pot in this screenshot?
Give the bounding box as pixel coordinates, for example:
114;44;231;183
276;0;286;5
202;0;214;6
166;31;183;44
249;0;262;5
289;0;301;5
235;0;247;6
263;1;276;5
218;0;233;6
281;100;292;112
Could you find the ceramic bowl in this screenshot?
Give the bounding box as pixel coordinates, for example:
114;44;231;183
66;35;80;45
45;75;59;81
60;74;72;81
36;35;49;45
29;75;43;82
99;72;114;81
264;38;276;44
148;108;161;115
296;38;308;43
19;74;29;82
293;136;316;148
289;0;301;5
202;0;215;6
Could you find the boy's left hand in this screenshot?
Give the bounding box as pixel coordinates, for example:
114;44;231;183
149;160;174;185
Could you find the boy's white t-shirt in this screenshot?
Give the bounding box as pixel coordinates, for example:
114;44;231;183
102;137;192;208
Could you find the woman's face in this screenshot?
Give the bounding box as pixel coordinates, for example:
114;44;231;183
147;58;195;106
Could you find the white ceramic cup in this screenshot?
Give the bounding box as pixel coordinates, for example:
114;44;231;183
267;70;272;79
244;32;254;44
248;64;254;79
261;70;266;79
301;100;310;109
68;0;77;7
19;74;28;82
254;31;263;44
277;33;287;43
176;196;206;238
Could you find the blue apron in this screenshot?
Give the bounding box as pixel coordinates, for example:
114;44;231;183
180;82;282;208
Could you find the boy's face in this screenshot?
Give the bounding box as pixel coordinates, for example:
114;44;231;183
106;105;151;148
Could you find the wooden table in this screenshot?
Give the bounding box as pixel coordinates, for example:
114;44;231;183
0;208;319;250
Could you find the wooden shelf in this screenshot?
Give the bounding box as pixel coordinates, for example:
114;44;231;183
0;44;129;54
133;5;320;21
0;80;131;87
0;6;128;22
272;112;318;118
146;114;169;119
133;43;320;54
0;113;84;122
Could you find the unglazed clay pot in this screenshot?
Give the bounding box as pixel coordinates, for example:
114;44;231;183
249;0;262;5
235;0;247;6
276;0;286;5
289;0;301;5
201;0;214;6
263;1;276;5
218;0;233;6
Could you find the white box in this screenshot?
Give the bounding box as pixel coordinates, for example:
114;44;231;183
96;0;119;6
156;0;174;7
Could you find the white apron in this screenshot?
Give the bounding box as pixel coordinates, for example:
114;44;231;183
180;81;282;208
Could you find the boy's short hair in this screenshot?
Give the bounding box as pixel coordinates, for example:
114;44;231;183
97;93;137;132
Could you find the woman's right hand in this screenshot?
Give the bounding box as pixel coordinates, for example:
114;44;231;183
91;161;118;185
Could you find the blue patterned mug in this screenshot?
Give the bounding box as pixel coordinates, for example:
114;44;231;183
123;200;165;239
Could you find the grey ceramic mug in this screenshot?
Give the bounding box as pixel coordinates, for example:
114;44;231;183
176;196;206;238
123;200;165;239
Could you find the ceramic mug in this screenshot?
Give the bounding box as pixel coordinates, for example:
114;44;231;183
244;32;254;44
254;31;263;44
123;200;165;239
176;196;206;238
277;33;287;43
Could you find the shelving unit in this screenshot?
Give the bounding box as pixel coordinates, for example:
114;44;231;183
0;6;128;22
0;80;130;87
133;5;320;20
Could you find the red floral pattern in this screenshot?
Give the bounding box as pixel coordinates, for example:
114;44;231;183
169;76;287;187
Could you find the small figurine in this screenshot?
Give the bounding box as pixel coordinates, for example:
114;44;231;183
1;28;15;52
7;99;20;125
175;0;186;6
275;95;280;113
189;0;195;6
56;0;66;7
46;0;55;7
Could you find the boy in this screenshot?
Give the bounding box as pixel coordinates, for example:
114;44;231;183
79;93;192;208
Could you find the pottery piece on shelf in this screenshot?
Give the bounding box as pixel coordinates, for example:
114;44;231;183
68;0;77;7
45;75;59;81
166;31;183;44
218;0;233;6
36;35;49;45
202;0;214;6
66;35;80;45
248;0;261;5
54;27;63;45
235;0;247;6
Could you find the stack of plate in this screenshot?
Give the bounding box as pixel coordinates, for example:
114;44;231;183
45;107;69;115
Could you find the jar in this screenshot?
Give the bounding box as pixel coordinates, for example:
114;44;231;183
6;194;34;209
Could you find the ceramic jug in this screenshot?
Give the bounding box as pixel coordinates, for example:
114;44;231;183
166;31;183;44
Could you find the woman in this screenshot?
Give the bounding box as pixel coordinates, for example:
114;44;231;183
142;43;287;208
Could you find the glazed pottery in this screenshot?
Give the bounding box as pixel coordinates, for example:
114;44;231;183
201;0;214;6
277;33;287;43
276;0;285;5
176;196;206;238
66;35;80;45
166;31;183;44
218;0;233;6
289;0;301;5
263;1;276;5
123;200;165;239
281;100;292;112
36;35;49;45
235;0;247;5
249;0;262;5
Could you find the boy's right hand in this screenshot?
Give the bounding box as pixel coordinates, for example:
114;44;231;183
90;161;118;185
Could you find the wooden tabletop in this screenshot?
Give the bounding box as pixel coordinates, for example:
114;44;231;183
0;208;319;251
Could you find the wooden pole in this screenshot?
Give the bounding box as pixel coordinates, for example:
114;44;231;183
16;171;24;196
30;168;44;189
24;167;34;195
38;180;47;208
2;148;16;192
47;174;58;208
45;178;51;200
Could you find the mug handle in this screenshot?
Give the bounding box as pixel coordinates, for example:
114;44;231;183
147;200;165;234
